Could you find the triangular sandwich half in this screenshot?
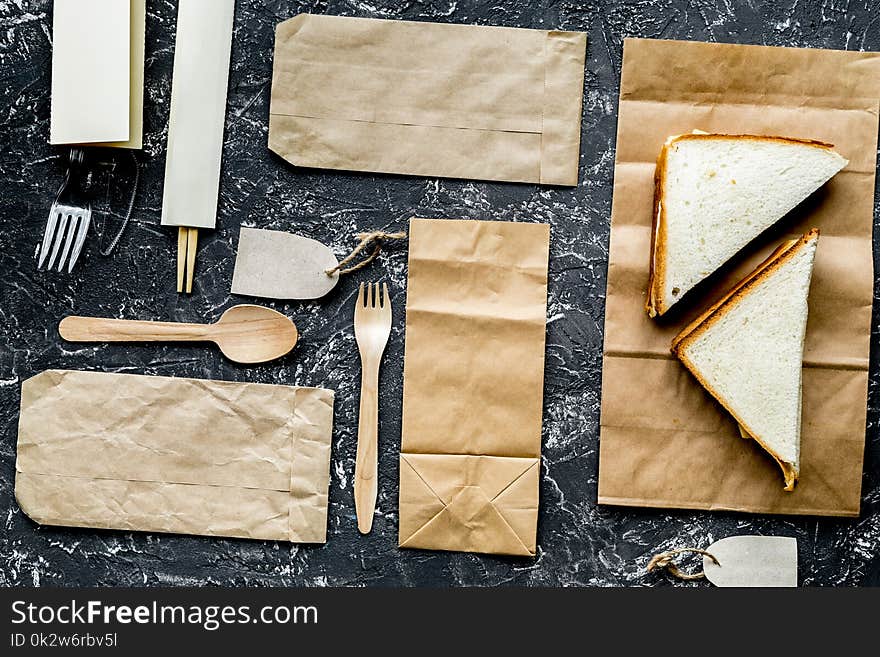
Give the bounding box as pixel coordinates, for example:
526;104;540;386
647;133;844;317
671;229;819;491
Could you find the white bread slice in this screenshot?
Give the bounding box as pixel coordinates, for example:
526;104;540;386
671;229;819;491
647;134;844;317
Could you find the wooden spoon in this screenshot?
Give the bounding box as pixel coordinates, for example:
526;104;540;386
59;304;298;364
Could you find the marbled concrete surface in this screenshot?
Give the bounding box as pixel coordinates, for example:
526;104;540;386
1;0;879;587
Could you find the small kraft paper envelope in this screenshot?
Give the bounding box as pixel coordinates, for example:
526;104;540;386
15;370;334;543
50;0;146;148
598;38;880;517
398;219;550;557
269;14;586;186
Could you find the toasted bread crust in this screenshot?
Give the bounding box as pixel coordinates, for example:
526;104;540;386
645;133;835;318
665;133;835;150
671;228;820;491
645;139;670;317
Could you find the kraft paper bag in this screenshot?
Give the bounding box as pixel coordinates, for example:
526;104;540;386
398;219;550;556
15;370;334;543
598;38;880;517
269;14;586;186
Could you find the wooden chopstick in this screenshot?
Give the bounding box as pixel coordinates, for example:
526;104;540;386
185;228;198;294
176;227;199;294
176;228;187;292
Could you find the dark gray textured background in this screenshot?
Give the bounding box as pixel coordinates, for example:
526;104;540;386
2;0;879;587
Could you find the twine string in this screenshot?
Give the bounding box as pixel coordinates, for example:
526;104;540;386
646;547;721;581
325;230;407;276
97;151;140;257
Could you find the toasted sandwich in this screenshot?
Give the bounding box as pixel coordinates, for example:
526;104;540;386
671;229;820;491
647;133;844;317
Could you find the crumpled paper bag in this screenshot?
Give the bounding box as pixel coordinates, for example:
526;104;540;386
598;38;880;517
269;14;586;185
15;370;335;542
398;219;550;556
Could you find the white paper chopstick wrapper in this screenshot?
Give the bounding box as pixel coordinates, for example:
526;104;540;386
51;0;131;145
161;0;236;229
101;0;147;150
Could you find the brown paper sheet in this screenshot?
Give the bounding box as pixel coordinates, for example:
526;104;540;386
398;218;550;556
15;370;334;542
598;38;880;517
268;14;586;186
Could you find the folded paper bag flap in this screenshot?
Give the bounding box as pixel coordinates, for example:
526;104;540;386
398;456;448;543
491;466;543;549
15;370;334;543
399;454;539;557
403;453;539;501
407;488;531;556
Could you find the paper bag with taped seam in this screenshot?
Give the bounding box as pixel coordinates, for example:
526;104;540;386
598;38;880;516
269;14;586;186
398;218;550;556
15;370;334;543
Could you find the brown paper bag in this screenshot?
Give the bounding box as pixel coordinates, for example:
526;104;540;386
269;14;586;186
15;370;334;542
398;218;550;556
598;38;880;517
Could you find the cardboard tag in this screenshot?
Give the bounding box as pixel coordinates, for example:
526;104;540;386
231;227;340;300
703;536;797;587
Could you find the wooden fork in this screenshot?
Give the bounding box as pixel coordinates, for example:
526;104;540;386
353;282;392;534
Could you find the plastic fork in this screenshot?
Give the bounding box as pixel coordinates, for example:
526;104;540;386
353;281;393;534
38;148;92;273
